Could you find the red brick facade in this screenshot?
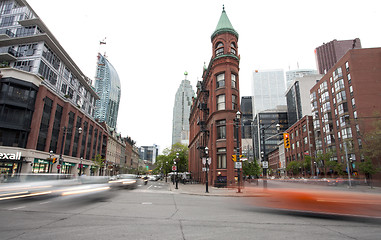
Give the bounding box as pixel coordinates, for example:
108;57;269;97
189;12;240;186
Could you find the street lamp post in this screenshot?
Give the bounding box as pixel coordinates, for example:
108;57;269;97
79;157;83;176
205;147;209;193
165;161;168;182
175;153;179;189
58;126;82;174
235;111;241;193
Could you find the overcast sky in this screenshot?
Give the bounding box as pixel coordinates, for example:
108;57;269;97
27;0;381;152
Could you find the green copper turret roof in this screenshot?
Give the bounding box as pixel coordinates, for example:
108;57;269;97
211;6;239;40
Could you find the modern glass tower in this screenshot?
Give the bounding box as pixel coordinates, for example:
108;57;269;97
94;53;121;129
172;72;194;146
252;69;286;115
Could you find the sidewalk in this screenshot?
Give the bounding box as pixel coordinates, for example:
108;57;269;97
167;181;265;197
165;180;381;197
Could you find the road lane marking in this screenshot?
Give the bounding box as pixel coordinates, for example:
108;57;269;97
39;201;51;205
9;206;25;210
142;202;152;205
147;185;153;189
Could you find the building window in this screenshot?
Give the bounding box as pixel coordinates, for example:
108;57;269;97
302;125;307;132
215;42;224;56
217;94;225;110
61;83;67;94
347;73;351;84
230;42;236;55
217;148;227;169
351;98;355;108
216;120;226;139
231;74;236;88
345;61;349;72
216;73;225;88
353;111;357;119
349;86;353;96
232;95;237;110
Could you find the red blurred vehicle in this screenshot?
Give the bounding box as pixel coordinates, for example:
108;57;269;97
248;187;381;218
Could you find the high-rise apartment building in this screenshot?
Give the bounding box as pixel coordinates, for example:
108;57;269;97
0;0;107;176
94;53;121;129
314;38;361;74
189;7;240;186
285;69;317;88
310;47;381;177
252;69;286;115
172;72;194;146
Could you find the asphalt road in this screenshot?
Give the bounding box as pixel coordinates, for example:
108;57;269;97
0;180;380;240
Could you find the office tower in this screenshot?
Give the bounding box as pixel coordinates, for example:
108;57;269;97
314;38;361;74
94;53;121;129
286;74;322;126
172;72;195;146
286;69;317;88
252;107;288;162
252;69;286;115
140;145;158;164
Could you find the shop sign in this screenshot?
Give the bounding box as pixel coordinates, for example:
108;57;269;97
63;162;76;167
0;152;21;160
34;158;50;164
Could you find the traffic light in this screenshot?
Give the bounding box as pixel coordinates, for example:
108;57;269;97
232;155;237;162
52;158;57;164
283;133;290;148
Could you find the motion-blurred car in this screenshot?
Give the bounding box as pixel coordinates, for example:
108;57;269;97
108;174;138;189
0;173;76;201
248;187;381;218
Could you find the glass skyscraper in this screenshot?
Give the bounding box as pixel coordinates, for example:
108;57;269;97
252;69;286;115
172;72;194;146
94;53;121;129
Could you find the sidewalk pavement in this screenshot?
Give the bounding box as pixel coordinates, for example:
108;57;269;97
165;180;381;197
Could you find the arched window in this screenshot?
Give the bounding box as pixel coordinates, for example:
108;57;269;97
215;42;224;56
230;42;236;55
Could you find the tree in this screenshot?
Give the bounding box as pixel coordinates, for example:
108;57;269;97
92;154;105;175
359;115;381;187
316;150;334;177
286;161;300;177
242;160;262;178
358;160;380;188
154;143;189;174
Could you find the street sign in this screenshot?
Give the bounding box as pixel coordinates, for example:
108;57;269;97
202;158;206;165
240;158;248;161
57;164;61;169
207;157;212;165
172;165;177;171
262;161;268;169
235;162;242;169
232;155;237;162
